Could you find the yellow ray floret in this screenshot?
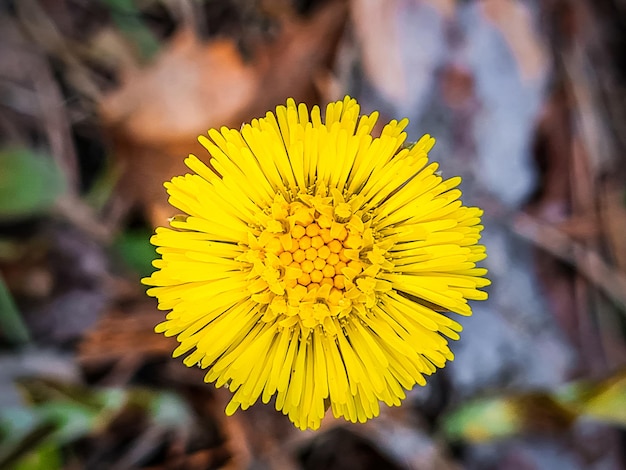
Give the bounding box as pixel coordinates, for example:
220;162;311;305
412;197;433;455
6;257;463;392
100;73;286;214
143;96;490;430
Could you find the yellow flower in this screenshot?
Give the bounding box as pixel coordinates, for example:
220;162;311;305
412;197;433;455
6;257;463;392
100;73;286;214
143;96;490;430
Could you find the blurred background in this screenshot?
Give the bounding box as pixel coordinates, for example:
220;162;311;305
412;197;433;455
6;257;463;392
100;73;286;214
1;0;625;468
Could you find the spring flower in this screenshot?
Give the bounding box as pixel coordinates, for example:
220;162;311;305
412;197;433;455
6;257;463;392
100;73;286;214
143;96;489;430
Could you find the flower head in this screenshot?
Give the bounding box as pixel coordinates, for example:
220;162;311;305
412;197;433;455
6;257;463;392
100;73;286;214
144;97;490;430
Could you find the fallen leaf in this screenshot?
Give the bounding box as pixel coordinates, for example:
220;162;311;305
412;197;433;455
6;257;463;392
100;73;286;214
100;0;348;227
442;371;626;443
101;33;257;147
78;302;175;367
0;147;65;221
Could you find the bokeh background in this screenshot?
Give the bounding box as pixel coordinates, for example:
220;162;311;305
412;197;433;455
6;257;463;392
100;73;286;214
1;0;626;469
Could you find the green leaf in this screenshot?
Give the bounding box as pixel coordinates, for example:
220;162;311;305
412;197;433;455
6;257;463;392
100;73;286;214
99;0;160;61
0;274;30;345
0;407;57;470
0;407;39;437
36;402;96;444
11;442;62;470
150;391;193;429
114;228;157;278
0;148;65;220
442;397;522;442
556;371;626;426
441;373;626;444
0;382;196;468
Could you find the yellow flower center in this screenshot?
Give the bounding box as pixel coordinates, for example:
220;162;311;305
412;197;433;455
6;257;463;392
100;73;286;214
241;190;393;335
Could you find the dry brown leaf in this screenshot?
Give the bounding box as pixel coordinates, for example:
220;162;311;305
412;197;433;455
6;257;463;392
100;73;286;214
100;0;348;227
78;301;176;366
101;34;258;147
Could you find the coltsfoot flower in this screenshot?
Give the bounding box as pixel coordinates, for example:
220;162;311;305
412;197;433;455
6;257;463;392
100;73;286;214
143;96;490;430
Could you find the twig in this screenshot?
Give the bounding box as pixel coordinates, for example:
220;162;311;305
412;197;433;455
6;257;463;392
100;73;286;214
30;53;80;193
53;194;114;243
513;211;626;311
15;0;102;101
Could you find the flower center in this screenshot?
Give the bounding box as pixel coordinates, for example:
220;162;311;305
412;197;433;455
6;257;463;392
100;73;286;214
240;191;393;335
274;220;359;292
